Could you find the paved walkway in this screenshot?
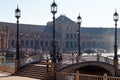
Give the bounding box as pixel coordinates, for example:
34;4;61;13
0;71;40;80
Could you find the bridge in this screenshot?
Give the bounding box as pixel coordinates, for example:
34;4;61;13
56;54;119;74
53;53;120;80
0;53;120;80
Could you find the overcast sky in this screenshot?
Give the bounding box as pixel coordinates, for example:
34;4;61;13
0;0;120;27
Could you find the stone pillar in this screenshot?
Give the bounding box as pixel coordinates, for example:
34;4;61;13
103;73;108;80
76;71;79;80
15;59;20;73
1;37;4;49
76;56;79;63
97;53;100;61
6;27;9;49
114;59;118;76
51;62;56;77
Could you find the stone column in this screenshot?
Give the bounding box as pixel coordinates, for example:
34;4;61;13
114;59;118;76
51;62;56;77
103;73;108;80
76;71;79;80
97;53;100;61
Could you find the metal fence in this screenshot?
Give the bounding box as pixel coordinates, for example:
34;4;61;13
56;71;120;80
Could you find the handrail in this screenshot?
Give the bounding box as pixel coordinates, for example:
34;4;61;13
99;56;113;65
79;55;97;62
20;54;40;67
56;56;77;70
0;54;42;73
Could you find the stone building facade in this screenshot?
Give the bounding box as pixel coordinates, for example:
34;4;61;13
0;26;9;50
0;15;119;54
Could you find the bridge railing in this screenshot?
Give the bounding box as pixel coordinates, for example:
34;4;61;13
79;55;97;62
99;56;113;65
56;54;114;70
56;71;120;80
56;56;77;70
20;54;41;67
0;53;42;73
79;55;113;65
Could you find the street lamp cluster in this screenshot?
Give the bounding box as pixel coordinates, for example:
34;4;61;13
14;1;119;76
50;0;83;60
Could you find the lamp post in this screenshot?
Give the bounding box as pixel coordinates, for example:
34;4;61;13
113;10;119;76
77;14;82;56
15;6;21;71
51;0;57;62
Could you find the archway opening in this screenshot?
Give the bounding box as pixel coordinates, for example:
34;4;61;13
76;65;111;76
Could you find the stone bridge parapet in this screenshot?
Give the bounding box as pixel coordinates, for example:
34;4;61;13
56;54;120;76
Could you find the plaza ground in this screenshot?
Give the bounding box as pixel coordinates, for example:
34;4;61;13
0;71;40;80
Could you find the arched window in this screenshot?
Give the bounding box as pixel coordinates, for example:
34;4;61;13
45;41;48;48
40;41;43;49
11;40;15;47
31;40;33;48
21;40;24;48
66;41;69;48
70;41;73;48
26;40;29;48
36;40;39;49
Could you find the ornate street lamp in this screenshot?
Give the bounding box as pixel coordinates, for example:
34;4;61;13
51;0;57;62
113;9;119;76
15;5;21;71
77;14;82;56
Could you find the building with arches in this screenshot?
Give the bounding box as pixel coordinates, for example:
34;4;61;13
0;15;119;54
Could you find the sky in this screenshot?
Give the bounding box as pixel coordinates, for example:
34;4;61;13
0;0;120;28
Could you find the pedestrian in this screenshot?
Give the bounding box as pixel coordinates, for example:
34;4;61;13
49;50;52;59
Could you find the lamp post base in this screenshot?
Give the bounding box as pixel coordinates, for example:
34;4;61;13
15;59;20;73
51;62;56;77
114;59;118;76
